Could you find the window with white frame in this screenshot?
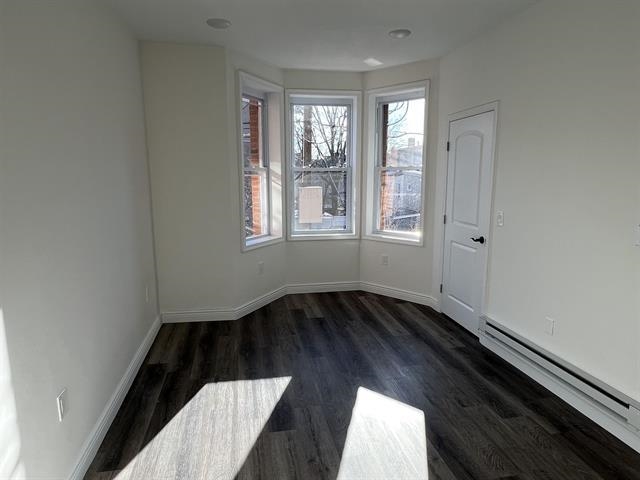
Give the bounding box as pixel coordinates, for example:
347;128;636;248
369;85;427;241
239;72;284;250
288;93;357;237
242;94;269;240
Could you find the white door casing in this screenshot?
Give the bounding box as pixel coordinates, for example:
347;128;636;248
442;107;496;334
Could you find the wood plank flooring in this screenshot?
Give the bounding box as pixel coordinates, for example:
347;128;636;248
85;292;640;479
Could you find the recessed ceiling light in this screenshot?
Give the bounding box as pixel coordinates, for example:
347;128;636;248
364;57;383;67
388;29;412;39
206;18;232;29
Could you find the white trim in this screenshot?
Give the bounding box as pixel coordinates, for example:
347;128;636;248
244;235;285;252
161;286;289;323
285;89;362;241
161;308;238;323
365;80;431;97
480;330;640;453
362;232;422;247
238;71;283;96
288;233;360;242
448;101;500;123
286;281;361;294
237;71;285;253
482;317;640;413
360;282;439;309
286;89;361;103
161;281;436;323
68;316;162;480
234;285;289;318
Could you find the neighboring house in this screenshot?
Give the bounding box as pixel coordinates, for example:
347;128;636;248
380;139;423;231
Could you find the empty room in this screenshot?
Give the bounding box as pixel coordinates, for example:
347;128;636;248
1;0;639;478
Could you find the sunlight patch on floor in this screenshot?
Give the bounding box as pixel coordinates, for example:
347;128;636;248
337;387;428;480
115;376;291;480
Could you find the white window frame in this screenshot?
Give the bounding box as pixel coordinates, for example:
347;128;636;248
242;92;270;241
364;81;429;245
238;71;285;251
286;90;360;240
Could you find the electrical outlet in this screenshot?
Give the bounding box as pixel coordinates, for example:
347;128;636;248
56;388;66;422
258;261;265;275
381;254;389;266
497;211;504;227
145;285;149;304
545;317;555;336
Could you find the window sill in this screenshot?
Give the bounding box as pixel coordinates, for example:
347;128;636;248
243;235;284;252
288;232;359;242
363;232;423;247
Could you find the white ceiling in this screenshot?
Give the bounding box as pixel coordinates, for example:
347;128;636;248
105;0;539;71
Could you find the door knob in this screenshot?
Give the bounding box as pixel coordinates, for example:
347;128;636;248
471;236;485;244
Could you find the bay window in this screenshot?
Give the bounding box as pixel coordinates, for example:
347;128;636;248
287;93;358;238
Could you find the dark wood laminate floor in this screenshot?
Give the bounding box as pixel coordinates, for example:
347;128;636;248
86;292;640;479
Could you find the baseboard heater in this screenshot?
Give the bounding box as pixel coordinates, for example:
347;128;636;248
480;317;640;435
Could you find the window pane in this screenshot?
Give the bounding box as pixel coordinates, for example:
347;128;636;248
381;98;424;168
244;170;268;238
242;96;264;169
378;169;422;232
292;104;349;169
294;171;348;232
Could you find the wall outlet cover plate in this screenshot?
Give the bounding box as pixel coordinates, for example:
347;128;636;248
544;317;555;336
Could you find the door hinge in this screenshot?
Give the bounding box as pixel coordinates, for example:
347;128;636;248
443;214;447;225
440;284;443;293
446;141;450;152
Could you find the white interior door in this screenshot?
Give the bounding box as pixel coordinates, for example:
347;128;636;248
442;109;496;334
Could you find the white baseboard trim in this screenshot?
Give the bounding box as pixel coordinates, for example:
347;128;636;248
285;281;361;295
161;281;436;323
161;307;238;323
68;316;162;480
480;333;640;453
234;286;288;319
161;287;290;323
360;282;439;310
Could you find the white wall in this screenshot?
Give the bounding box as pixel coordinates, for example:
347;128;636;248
141;42;237;312
143;49;441;314
437;0;640;400
360;60;440;300
0;1;25;476
142;44;295;313
225;50;288;305
0;0;158;477
283;69;363;92
143;51;370;316
282;70;364;287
